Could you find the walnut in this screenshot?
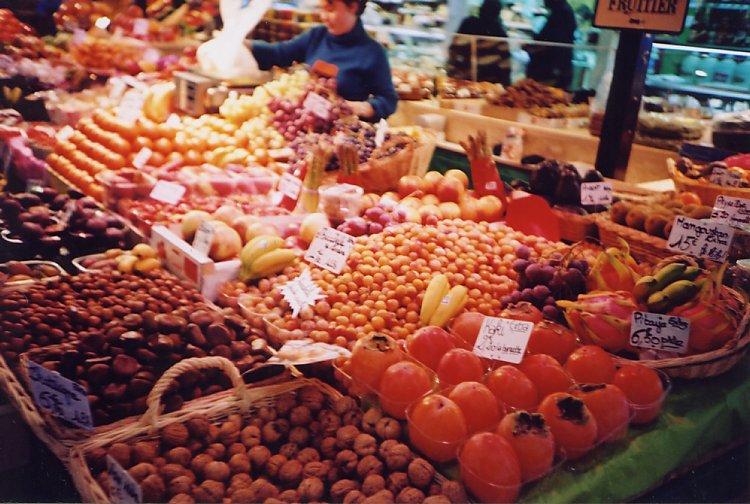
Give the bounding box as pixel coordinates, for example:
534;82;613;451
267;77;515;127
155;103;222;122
262;421;286;445
249;418;264;429
277;489;299;503
407;458;434;489
317;410;341;437
187;439;204;455
186;415;211;439
162;424;190;448
227;414;243;427
248;445;272;471
386;472;409;495
423;495;451;504
361;408;383;434
263;497;284;504
289;405;312;427
375;417;401;440
357;455;383;479
204;461;231;482
229;454;251;475
219;421;241;445
440;481;468;503
227;443;246;458
240;425;262;448
335;449;358;475
342;409;363;427
343;490;367;504
153;457;167;468
308;421;321;437
194;480;225;503
396;487;426;503
379;439;399;459
168;475;194;496
160;463;186;482
168;493;196;504
229;488;255;503
362;489;394;504
278;442;299;460
206;443;227;460
229;473;253;489
362;474;386;496
330;479;359;501
258;406;277;422
265;454;288;479
353;434;377;457
334;396;358;416
385;444;411;471
132;441;159;464
247;478;278;501
327;466;341;484
190;454;214;477
140;474;166;503
428;483;442;496
297;385;325;411
297;477;324;501
336;425;360;450
275;394;296;417
129;462;157;482
302;460;328;479
167;447;192;466
320;437;338;459
207;424;221;444
278;459;303;487
288;426;310;446
297;447;320;465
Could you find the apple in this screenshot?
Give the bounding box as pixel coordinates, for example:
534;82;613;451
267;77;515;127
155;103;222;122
181;210;211;241
397;175;427;198
360;193;380;212
212;205;243;226
438;202;462;219
232;215;261;242
460;197;479;221
418;204;443;223
399;196;422;209
477;195;504;222
402;206;422;223
300;213;330;245
423;171;444;194
421;194;440;206
445;169;470;189
381;191;401;203
207;221;242;261
406;326;456;370
436;176;465;203
244;221;280;243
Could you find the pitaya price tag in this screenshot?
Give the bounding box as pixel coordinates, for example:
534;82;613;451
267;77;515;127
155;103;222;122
667;215;735;263
472;317;534;364
72;28;86;46
303;92;332;120
192;222;215;257
57;125;74;141
709;167;743;188
711;195;750;228
268;339;351;366
630;311;690;354
27;361;93;430
304;227;355;274
132;147;152;169
107;455;142;504
280;269;326;317
278;171;303;200
26;178;45;192
375;118;388;147
580;181;613;206
117;89;145;125
150;180;186;205
132;18;149;36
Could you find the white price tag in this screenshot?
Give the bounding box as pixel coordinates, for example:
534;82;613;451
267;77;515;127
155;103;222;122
711;195;750;229
57;125;74;142
109;78;127;100
630;311;690;354
107;455;142;504
375;118;388;147
132;147;152;169
268;339;351;366
580;181;613;206
166;113;181;127
304;227;355;274
27;361;93;430
278;172;303;200
709;167;743;188
149;180;186;205
192;222;215;257
117;89;145;125
303;92;332;120
72;28;86;45
132;18;149;36
26;178;45;192
280;269;326;318
143;48;160;64
667;215;735;263
472;317;534;364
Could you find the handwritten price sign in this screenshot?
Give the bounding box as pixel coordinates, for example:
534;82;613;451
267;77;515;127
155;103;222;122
150;180;186;205
278;172;303;201
107;455;142;503
27;361;93;430
711;195;750;229
630;311;690;354
304;227;355;274
580;182;613;206
303;92;332;120
192;222;215;257
472;317;534;364
667;215;735;263
709;167;743;188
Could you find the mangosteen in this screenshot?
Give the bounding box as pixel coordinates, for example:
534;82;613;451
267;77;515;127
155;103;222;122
554;164;582;207
530;160;562;202
16;193;41;208
582;169;604;183
19;222;45;239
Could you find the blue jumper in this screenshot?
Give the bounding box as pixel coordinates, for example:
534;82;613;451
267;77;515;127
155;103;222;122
252;20;399;121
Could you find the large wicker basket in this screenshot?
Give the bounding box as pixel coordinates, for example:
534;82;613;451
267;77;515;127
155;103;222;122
595;214;672;264
668;158;750;205
553;209;600;243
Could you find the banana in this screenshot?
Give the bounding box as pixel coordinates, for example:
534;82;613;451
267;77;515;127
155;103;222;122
117;254;138;274
241;235;285;270
646;291;671;313
420;274;450;326
653;263;687;287
429;285;468;328
680;266;701;282
247;249;298;279
633;276;659;303
661;280;699;308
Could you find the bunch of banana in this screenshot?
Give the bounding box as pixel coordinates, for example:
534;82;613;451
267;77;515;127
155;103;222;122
633;262;702;313
420;274;469;327
116;244;161;274
239;234;297;281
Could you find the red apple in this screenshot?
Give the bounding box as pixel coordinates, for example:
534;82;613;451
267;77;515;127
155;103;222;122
477;195;504;222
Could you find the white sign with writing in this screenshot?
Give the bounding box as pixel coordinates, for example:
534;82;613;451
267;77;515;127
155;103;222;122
278;171;303;201
712;195;750;229
472;317;534;364
149;180;186;205
132;18;149;36
132;147;152;169
667;215;735;263
107;455;142;503
630;311;690;354
580;181;613;206
304;227;355;274
117;89;145;125
709;167;744;188
280;269;326;318
192;222;215;257
57;125;75;142
303;92;332;120
593;0;689;33
27;361;93;430
268;339;351;366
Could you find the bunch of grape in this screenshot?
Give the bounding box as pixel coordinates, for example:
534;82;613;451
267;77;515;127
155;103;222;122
336;201;407;236
501;246;589;320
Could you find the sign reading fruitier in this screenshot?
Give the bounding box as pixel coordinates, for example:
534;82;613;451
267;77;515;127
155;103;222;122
593;0;689;33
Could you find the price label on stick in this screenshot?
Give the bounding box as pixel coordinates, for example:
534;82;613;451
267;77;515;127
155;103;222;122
150;180;186;205
630;311;690;354
26;178;45;193
117;89;145;126
375;118;388;147
278;172;303;200
711;195;750;228
107;455;142;504
667;215;735;263
304;227;356;274
268;339;351;366
27;361;93;430
709;167;743;188
303;92;332;120
472;317;534;364
580;181;613;206
57;125;74;142
280;269;326;317
132;147;152;169
192;222;215;257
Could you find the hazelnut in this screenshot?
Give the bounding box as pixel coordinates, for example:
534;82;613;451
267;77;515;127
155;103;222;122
275;394;296;417
229;473;253;489
288;426;310;447
168;493;196;504
277;489;299;503
375;417;401;440
423;495;451;504
336;425;360;450
207;424;221;444
140;474;166;503
186;416;211;439
262;421;286;445
228;454;251;475
387;472;409;495
357;455;384;479
353;433;377;457
167;447;192;466
278;459;303;487
248;445;272;470
219;421;241;445
194;480;225;503
187;439;204;455
335;449;358;475
204;461;231;482
297;386;325;412
342;409;363;427
289;406;312;427
168;475;194;496
303;460;328;479
240;425;262;448
362;474;386;496
228;443;246;458
330;479;359;501
87;447;108;473
297;477;324;501
108;443;132;468
265;454;287;479
379;439;399;459
190;453;214;477
162;423;190;448
441;481;468;503
319;437;338;459
153;456;167;469
363;489;394;504
258;406;277;422
386;444;412;471
297;447;320;465
160;463;186;482
361;408;383;434
279;442;299;460
248;478;278;501
343;490;367;504
407;458;435;489
334;396;358;416
129;462;158;482
396;487;426;503
206;443;227;460
229;488;255;503
317;410;341;437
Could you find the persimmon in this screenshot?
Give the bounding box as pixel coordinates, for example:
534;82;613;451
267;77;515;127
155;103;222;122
349;333;403;392
485;365;538;411
405;326;455;371
459;432;521;503
572;383;630;442
448;381;502;434
565;345;616;384
497;411;555;481
436;348;485;386
612;364;665;424
518;354;573;398
450;312;486;349
408;393;467;462
526;320;577;364
537;392;598;460
379;361;433;420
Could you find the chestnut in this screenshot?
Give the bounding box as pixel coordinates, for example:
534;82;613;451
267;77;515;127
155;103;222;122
112;354;139;378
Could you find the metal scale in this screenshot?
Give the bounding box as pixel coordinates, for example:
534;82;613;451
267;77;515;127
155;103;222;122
173;69;271;116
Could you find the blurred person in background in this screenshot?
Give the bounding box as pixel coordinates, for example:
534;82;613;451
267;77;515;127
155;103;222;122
526;0;577;89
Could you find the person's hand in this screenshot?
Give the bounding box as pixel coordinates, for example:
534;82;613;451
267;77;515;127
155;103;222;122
345;100;374;119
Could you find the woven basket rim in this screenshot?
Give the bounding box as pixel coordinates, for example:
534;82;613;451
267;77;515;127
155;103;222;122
668;158;750;199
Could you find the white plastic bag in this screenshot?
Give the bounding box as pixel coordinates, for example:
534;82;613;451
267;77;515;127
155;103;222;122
196;0;273;80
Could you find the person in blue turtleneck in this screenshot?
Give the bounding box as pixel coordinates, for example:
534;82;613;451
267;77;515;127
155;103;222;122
251;0;398;122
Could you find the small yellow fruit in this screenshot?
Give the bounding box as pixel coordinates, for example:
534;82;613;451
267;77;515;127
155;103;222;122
132;243;157;259
134;258;161;273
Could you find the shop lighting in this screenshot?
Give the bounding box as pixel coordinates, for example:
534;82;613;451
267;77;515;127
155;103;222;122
653;42;750;59
694;70;708;77
95;17;111;29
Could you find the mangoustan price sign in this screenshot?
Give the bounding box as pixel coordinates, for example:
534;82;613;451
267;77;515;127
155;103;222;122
593;0;689;33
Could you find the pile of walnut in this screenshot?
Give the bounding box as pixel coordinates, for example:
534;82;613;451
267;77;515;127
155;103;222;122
87;385;468;504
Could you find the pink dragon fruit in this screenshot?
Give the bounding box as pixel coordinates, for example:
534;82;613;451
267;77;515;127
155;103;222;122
557;291;638;353
586;238;641;292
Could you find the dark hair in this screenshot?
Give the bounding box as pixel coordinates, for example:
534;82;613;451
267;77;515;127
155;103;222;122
479;0;502;18
338;0;368;15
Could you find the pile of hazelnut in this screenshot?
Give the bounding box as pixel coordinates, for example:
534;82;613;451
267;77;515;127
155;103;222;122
87;384;468;503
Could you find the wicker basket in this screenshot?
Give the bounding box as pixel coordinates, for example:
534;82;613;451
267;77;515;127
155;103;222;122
595;214;672;264
668;158;750;205
359;142;417;193
68;374;341;504
552;209;600;243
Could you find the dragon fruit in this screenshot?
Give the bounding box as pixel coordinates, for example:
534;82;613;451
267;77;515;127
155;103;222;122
557;291;638;353
586;238;641;292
